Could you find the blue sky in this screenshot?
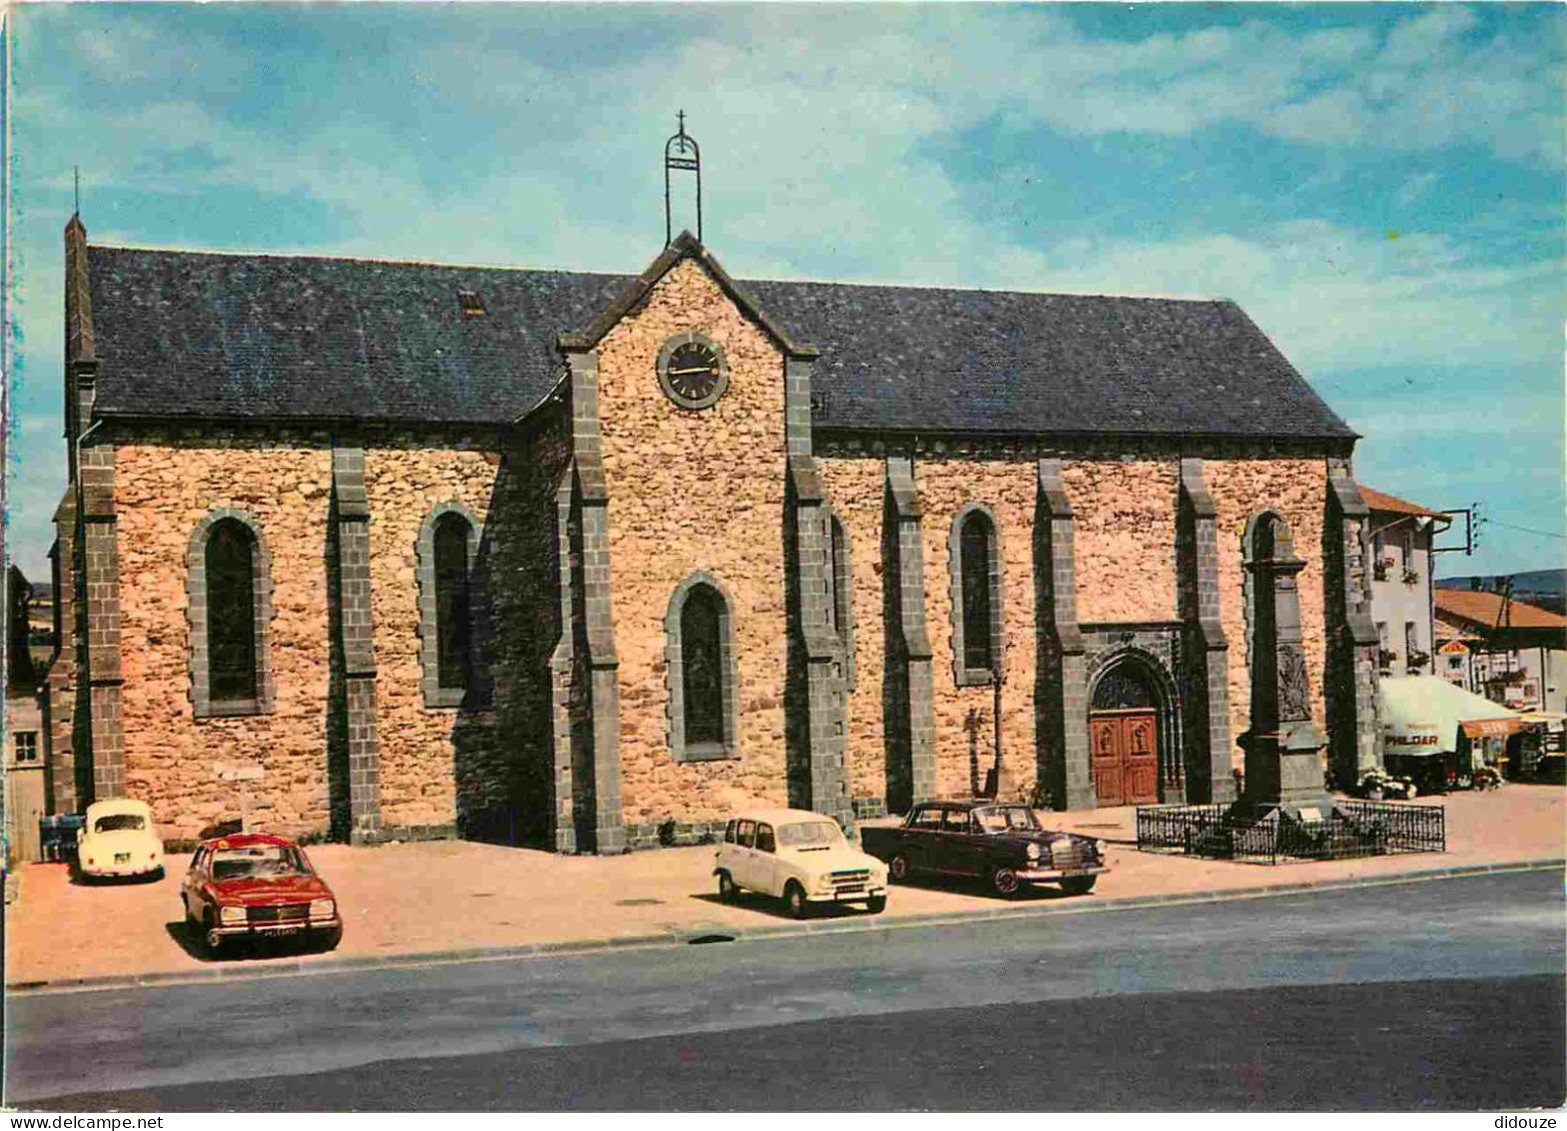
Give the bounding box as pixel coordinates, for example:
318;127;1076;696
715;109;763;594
5;2;1563;583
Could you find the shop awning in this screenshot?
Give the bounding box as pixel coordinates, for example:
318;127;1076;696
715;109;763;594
1518;711;1567;729
1380;675;1528;755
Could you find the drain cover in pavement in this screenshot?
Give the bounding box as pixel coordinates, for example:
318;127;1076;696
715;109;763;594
615;898;664;906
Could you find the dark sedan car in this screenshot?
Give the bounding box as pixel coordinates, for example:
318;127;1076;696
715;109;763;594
861;799;1107;897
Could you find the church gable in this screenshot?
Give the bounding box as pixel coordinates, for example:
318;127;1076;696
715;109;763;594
590;252;794;823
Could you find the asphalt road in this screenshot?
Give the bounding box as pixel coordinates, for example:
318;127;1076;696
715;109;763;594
7;869;1564;1111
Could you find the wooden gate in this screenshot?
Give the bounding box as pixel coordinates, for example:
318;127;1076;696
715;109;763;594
1090;712;1159;806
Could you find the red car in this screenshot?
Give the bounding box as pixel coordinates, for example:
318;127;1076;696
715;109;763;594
181;833;343;955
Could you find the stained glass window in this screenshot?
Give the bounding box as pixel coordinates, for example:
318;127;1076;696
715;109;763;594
681;586;724;747
207;519;257;702
960;512;994;672
829;516;851;644
434;513;472;691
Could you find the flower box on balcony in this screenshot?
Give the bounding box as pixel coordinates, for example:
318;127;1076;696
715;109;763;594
1402;568;1420;586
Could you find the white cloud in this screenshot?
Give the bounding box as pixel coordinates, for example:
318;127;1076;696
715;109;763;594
5;4;1560;575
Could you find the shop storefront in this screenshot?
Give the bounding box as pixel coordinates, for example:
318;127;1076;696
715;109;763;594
1380;675;1528;793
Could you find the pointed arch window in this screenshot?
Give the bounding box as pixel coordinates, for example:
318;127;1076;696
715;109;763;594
949;504;1004;686
434;513;473;690
825;510;857;688
187;509;273;718
417;502;482;708
682;588;724;746
208;521;258;702
666;573;740;761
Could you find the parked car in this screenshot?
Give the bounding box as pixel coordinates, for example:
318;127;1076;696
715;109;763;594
181;833;343;955
715;807;888;918
861;799;1107;898
76;798;164;881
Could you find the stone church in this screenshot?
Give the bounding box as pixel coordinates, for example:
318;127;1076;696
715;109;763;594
42;128;1385;852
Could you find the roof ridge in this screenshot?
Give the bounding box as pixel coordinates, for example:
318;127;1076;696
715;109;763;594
86;242;628;279
749;275;1230;304
88;242;1232;303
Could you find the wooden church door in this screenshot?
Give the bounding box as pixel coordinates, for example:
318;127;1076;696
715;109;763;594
1089;663;1162;807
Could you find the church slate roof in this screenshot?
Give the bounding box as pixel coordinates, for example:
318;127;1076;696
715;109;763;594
86;244;1355;440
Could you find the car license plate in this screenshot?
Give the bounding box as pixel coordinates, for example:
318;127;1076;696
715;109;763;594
114;853;130;864
835;885;865;897
257;924;302;936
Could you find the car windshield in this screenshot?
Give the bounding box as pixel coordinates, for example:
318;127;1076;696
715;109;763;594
94;814;145;833
974;806;1041;833
776;821;844;849
211;844;310;881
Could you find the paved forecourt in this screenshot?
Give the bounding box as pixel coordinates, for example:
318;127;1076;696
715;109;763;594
6;785;1563;989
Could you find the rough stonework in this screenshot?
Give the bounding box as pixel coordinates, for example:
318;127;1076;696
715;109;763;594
914;450;1039;802
1206;456;1330;769
56;212;1365;840
817;454;889;805
361;441;502;832
1063;458;1179;624
114;437;334;840
594;258;791;828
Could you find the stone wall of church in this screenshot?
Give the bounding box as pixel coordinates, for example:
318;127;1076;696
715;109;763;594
1206;456;1330;767
808;440;1331;811
1064;458;1180;624
361;440;502;832
114;436;335;840
495;408;575;848
816;454;889;804
915;450;1040;802
595;259;792;827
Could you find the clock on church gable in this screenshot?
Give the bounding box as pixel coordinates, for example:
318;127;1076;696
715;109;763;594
656;331;730;410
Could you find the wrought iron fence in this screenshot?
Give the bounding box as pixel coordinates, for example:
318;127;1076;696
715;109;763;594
1137;800;1445;865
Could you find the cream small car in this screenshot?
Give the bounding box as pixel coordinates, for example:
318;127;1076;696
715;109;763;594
715;807;888;918
76;798;165;881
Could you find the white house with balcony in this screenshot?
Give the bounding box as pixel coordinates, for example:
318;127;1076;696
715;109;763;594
1362;487;1452;679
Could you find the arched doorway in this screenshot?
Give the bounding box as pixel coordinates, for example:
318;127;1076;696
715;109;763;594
1089;662;1162;806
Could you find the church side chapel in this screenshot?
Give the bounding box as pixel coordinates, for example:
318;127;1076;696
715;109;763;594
42;123;1385;852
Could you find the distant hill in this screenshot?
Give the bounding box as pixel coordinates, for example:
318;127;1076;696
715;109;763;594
1437;570;1567;615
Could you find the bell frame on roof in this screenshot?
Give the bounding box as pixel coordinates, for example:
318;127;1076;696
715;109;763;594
664;110;701;246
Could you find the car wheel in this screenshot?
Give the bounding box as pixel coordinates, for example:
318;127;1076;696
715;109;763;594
991;866;1021;898
319;925;343;953
866;894;887;915
784;881;810;920
202;911;224;957
717;870;739;903
1059;875;1097;896
889;854;910;883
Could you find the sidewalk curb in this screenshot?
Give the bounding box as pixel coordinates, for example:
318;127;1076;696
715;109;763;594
8;857;1561;997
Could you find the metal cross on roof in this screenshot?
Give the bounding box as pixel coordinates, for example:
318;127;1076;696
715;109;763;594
665;111;702;245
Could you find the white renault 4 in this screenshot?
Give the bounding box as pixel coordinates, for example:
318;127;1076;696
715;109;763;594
714;807;888;918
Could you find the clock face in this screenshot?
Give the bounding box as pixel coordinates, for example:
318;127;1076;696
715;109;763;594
657;334;729;409
665;342;721;402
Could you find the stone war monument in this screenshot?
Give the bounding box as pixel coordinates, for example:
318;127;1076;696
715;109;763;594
1236;512;1336;822
1139;511;1446;863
